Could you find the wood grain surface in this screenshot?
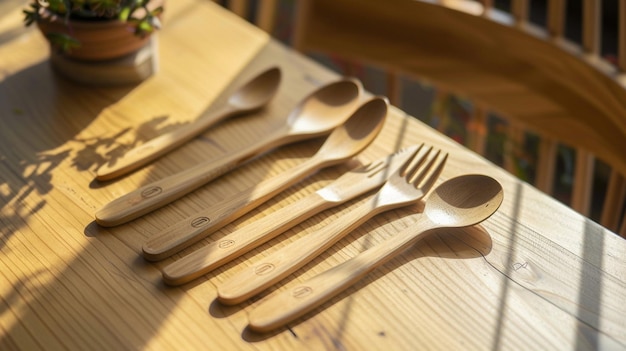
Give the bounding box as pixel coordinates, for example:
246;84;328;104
1;1;625;350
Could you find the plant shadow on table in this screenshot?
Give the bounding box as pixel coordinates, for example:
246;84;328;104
80;114;190;189
0;59;188;247
0;61;122;247
0;55;210;349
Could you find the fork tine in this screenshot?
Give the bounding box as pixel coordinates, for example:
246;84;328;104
407;148;438;183
415;151;448;192
399;143;429;176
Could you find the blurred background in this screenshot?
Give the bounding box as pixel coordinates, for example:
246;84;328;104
214;0;623;224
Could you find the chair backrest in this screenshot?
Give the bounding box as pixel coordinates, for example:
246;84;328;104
215;0;278;33
218;0;626;237
289;0;626;237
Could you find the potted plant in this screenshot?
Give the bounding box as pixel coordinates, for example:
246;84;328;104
24;0;164;85
23;0;164;84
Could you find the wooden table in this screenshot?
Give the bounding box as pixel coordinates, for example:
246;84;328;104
1;1;625;349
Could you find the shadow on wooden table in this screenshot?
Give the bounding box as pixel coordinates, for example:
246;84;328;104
84;112;193;189
225;224;494;341
0;61;128;246
0;56;203;348
0;54;192;241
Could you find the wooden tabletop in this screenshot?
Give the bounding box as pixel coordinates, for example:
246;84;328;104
1;1;625;349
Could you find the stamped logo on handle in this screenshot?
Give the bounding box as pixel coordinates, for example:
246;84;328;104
218;239;235;249
191;216;211;228
254;263;275;275
141;186;162;198
292;286;312;298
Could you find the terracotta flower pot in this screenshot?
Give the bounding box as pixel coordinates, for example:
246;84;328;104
32;2;164;85
36;14;152;61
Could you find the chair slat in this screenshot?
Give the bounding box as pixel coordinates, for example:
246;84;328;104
478;0;493;13
511;0;529;25
571;150;594;216
535;139;558;195
256;0;278;33
582;0;601;54
503;124;524;176
386;72;402;106
547;0;566;38
226;0;249;18
292;0;313;52
600;171;626;232
617;0;626;72
467;106;487;155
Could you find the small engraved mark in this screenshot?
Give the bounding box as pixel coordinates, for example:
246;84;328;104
513;262;528;271
254;263;275;275
141;186;162;198
218;239;235;249
292;286;312;298
191;217;211;228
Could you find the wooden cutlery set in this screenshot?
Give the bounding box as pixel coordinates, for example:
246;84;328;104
94;67;503;332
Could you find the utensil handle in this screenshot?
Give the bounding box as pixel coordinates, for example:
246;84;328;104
247;218;435;332
96;105;235;181
95;147;251;227
142;158;323;261
217;199;379;305
161;193;332;285
95;126;291;228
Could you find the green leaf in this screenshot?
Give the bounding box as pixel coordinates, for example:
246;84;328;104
138;20;152;32
119;7;131;21
45;32;81;53
23;9;38;26
151;6;164;17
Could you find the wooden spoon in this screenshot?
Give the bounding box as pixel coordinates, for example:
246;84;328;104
96;67;282;181
247;174;504;332
95;78;362;227
145;96;388;263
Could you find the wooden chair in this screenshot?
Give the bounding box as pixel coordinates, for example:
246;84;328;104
216;0;626;237
213;0;278;33
286;0;626;237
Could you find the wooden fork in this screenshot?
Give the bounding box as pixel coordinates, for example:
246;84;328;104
217;145;448;305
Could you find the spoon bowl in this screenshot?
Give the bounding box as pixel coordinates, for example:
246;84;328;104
424;174;504;227
287;79;363;135
313;96;388;162
96;66;282;181
247;174;504;332
95;78;362;227
228;67;282;111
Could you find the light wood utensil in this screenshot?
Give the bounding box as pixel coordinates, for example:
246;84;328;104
95;78;362;227
96;67;282;181
247;174;504;332
217;145;448;305
161;144;421;284
143;97;388;262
